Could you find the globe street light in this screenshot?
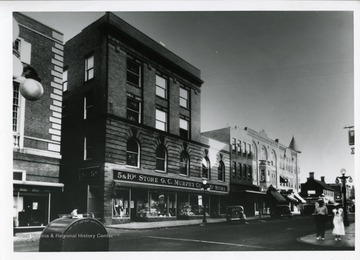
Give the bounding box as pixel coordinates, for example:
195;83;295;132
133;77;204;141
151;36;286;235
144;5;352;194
335;168;353;226
200;179;210;226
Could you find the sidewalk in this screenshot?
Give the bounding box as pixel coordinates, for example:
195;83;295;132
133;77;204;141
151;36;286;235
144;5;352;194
298;222;355;249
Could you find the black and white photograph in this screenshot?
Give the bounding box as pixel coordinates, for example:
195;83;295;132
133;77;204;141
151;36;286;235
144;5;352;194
0;0;358;259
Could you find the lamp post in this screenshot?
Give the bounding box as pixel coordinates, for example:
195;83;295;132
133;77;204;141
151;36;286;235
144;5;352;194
200;179;210;226
335;168;353;226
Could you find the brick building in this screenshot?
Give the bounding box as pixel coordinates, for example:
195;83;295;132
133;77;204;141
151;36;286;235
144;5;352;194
12;13;64;231
300;172;336;204
61;12;230;224
202;127;302;216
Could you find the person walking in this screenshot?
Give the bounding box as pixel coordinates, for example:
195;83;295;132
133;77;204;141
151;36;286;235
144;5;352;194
314;199;328;240
332;203;345;241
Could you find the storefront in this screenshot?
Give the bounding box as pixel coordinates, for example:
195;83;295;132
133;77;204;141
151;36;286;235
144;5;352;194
13;181;64;231
109;170;228;223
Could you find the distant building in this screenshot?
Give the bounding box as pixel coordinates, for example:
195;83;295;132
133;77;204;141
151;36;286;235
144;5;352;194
12;13;64;231
202;127;302;216
300;172;335;204
61;12;230;224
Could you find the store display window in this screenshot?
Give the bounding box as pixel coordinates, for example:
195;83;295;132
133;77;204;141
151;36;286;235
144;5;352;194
149;192;176;217
112;189;130;218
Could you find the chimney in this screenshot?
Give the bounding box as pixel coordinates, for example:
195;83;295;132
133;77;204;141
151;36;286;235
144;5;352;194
275;139;279;143
321;176;325;183
309;172;315;179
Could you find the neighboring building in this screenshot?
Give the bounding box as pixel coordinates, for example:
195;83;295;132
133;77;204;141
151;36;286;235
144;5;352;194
300;172;336;204
61;12;230;225
12;13;64;231
202;127;302;216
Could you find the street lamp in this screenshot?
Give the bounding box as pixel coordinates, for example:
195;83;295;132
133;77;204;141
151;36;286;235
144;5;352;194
335;168;353;226
200;179;210;226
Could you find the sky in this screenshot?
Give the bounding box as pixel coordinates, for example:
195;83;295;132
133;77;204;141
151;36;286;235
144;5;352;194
4;3;357;186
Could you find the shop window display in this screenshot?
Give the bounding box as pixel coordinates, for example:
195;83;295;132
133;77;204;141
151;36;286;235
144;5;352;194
149;192;176;217
112;189;130;218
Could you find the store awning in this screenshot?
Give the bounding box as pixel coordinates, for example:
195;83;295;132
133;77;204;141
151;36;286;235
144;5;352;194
294;192;306;203
268;190;287;203
284;193;298;203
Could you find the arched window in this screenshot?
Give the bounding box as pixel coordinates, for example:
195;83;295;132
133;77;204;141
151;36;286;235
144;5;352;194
126;138;139;167
202;157;210;179
218;161;225;181
156;145;167;172
180;151;190;176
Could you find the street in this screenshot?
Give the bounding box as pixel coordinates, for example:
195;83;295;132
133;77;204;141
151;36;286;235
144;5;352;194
14;215;355;252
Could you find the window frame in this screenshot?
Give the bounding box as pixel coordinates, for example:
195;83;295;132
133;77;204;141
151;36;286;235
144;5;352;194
63;69;68;92
13;82;25;148
83;93;94;120
179;86;189;109
84;54;94;82
179;117;190;139
217;161;225;181
126;94;142;123
202;157;211;180
84;136;96;161
180;151;190;176
126;58;142;87
155;145;167;173
155;108;167;132
155;74;168;99
126;138;140;168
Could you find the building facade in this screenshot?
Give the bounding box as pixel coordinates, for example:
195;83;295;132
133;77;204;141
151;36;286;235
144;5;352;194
12;13;64;231
202;127;302;216
61;12;230;225
300;172;336;204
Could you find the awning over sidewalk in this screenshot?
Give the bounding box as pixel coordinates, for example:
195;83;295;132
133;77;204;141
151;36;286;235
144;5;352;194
294;192;306;203
283;193;298;203
268;190;287;203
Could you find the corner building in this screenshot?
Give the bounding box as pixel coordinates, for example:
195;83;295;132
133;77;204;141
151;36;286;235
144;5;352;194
61;12;230;224
12;13;64;231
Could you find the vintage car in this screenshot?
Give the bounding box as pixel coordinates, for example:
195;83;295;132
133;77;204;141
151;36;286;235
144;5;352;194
270;205;293;219
226;205;246;223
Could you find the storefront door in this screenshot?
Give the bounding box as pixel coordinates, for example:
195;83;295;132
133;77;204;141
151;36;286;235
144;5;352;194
18;195;48;226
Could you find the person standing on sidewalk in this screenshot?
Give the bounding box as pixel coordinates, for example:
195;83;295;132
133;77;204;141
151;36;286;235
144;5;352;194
332;203;345;241
313;199;328;240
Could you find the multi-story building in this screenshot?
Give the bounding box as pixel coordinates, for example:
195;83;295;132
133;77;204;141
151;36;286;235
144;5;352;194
12;13;64;231
300;172;336;204
202;126;302;216
61;12;230;225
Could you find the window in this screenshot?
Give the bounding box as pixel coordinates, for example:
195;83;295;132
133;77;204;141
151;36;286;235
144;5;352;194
156;74;167;99
237;140;241;154
232;138;236;153
84;93;94;119
180;87;189;108
85;55;94;81
248;165;252;180
247;143;252;157
218;161;225;181
238;163;242;179
202;157;210;179
127;94;141;123
14;38;31;64
180;151;190;176
63;69;68;91
180;117;189;139
156;145;167;172
243;142;247;156
13;82;24;148
126;138;140;167
84;136;96;160
127;58;141;87
232;161;236;179
156;108;167;131
243;165;247;179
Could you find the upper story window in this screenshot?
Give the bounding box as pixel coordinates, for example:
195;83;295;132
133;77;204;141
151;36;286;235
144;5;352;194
14;38;31;64
180;151;190;176
202;157;210;179
218;161;225;181
127;94;141;123
63;69;68;91
127;58;141;87
126;138;140;167
180;86;189;109
232;161;236;179
156;74;167;99
13;82;24;148
231;138;236;153
179;117;190;139
155;145;167;172
155;108;167;132
242;142;247;156
238;163;242;178
84;93;94;119
247;143;252;157
237;140;241;154
85;55;94;81
84;136;96;160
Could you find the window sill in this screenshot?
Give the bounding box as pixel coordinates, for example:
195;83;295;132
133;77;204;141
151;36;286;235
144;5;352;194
126;81;142;88
126;165;140;169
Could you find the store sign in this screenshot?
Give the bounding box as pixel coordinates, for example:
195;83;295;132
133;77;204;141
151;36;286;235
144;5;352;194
113;170;227;192
79;167;101;182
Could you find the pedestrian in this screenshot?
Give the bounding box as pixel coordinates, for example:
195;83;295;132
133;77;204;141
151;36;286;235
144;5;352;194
313;199;328;240
332;203;345;241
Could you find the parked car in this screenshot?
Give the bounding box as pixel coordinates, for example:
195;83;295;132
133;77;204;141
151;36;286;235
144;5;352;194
270;205;292;219
226;205;246;223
